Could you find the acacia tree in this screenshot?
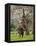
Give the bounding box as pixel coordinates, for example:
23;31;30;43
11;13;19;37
22;8;32;35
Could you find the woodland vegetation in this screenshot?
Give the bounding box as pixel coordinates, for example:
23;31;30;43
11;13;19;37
10;5;33;41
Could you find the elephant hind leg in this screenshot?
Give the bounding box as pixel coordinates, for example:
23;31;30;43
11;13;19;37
21;32;24;38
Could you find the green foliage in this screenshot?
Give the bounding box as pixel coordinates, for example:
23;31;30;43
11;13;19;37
10;23;17;31
10;32;33;41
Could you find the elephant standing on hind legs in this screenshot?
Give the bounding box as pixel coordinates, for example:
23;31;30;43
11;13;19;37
17;9;29;38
